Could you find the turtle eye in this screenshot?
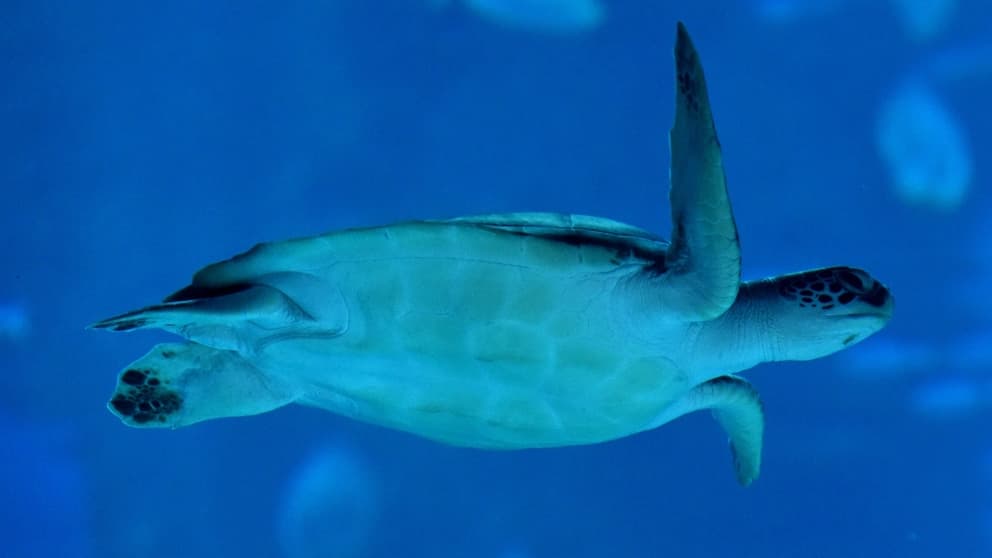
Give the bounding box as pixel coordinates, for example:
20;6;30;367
837;269;870;293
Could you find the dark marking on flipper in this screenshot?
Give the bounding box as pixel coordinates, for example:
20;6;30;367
163;282;254;303
674;21;719;143
109;395;136;416
676;63;702;115
108;366;183;426
121;369;146;386
104;318;148;332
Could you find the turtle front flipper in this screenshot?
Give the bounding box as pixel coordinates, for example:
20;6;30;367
648;375;764;486
108;342;300;428
662;23;741;320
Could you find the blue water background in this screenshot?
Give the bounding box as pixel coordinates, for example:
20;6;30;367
2;1;990;556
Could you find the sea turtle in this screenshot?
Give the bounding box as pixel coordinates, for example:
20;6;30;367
91;23;893;486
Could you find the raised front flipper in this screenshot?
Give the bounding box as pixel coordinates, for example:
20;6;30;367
108;342;300;428
649;375;764;486
661;23;741;320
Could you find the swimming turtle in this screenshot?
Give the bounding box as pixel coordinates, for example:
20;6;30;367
91;23;893;486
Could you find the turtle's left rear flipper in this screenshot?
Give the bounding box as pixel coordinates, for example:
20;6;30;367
108;342;299;428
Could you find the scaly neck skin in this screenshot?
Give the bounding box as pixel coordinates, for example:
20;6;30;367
688;279;781;381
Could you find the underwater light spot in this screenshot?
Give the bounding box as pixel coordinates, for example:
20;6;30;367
462;0;605;34
875;80;971;211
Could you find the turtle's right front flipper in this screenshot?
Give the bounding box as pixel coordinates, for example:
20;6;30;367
663;23;741;320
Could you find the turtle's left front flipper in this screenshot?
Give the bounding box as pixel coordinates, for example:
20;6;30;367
648;375;764;486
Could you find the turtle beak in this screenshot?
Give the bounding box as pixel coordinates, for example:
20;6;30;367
859;280;894;321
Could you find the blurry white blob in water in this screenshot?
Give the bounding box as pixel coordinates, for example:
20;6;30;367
875;80;972;211
909;377;989;419
276;445;379;558
0;300;29;340
890;0;958;43
462;0;604;34
753;0;846;26
497;547;533;558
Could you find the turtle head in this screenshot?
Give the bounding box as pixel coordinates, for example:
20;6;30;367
750;266;894;362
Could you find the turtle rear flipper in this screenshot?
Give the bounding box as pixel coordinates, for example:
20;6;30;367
108;342;299;428
89;283;314;352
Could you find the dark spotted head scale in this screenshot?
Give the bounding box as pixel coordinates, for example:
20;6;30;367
743;266;893;362
778;266;893;312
